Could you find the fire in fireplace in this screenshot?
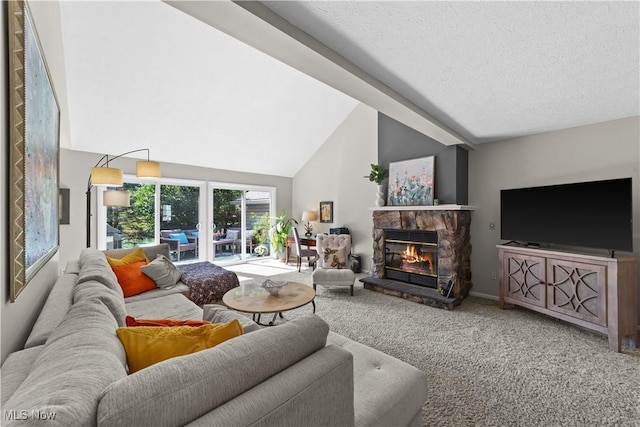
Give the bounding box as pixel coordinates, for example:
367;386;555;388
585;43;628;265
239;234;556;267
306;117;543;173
384;229;438;288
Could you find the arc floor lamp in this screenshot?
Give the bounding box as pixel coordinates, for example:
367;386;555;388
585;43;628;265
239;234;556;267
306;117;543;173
86;149;161;248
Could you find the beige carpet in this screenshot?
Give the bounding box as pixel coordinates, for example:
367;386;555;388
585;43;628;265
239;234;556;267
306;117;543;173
227;260;640;426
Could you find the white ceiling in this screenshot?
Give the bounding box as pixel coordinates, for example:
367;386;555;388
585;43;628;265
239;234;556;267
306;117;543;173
54;1;639;177
58;1;358;177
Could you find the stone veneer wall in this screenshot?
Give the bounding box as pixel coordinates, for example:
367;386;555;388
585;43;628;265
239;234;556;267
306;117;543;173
372;210;472;298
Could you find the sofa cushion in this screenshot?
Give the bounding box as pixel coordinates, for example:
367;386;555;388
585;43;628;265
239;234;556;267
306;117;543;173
0;345;44;406
105;247;149;267
202;304;261;334
312;266;356;286
24;272;77;348
327;332;428;427
3;298;127;426
78;248;123;297
64;259;81;274
125;293;203;320
116;320;243;373
140;254;182;289
112;261;158;297
97;315;329;427
123;282;190;303
73;281;128;327
103;244;172;263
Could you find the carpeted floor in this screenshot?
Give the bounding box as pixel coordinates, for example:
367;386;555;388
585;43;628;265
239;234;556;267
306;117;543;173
227;260;640;427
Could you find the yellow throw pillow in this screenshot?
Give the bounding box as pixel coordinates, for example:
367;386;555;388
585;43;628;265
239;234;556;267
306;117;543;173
106;248;149;267
116;320;243;373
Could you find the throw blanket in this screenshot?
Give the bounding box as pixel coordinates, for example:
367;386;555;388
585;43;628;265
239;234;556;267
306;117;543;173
178;262;239;306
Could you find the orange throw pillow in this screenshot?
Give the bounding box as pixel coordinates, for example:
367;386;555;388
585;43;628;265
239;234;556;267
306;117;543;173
111;261;157;297
106;247;149;267
125;315;211;327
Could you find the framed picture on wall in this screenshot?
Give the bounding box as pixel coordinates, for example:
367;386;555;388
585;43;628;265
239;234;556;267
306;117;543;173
8;1;60;302
319;201;333;223
387;155;435;206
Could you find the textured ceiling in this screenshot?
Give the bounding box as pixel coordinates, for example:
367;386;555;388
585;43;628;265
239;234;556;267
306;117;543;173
262;1;640;143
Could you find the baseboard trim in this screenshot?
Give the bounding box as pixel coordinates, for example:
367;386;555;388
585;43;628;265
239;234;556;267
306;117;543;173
468;291;499;301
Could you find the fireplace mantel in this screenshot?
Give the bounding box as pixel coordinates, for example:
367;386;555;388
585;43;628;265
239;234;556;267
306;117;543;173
369;205;476;211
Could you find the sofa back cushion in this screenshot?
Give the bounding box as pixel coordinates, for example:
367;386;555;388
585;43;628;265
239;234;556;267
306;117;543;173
73;281;128;327
78;248;123;297
97;315;330;427
24;272;77;348
103;244;172;263
3;298;127;426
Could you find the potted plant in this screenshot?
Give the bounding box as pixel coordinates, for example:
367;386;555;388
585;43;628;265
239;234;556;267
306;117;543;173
364;164;388;207
270;209;298;259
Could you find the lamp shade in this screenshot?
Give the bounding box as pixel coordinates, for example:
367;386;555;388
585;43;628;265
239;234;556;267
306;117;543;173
91;167;123;186
302;211;318;222
136;160;161;178
103;189;130;207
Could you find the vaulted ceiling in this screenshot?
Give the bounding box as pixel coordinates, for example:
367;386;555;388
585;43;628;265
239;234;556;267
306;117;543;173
46;1;639;177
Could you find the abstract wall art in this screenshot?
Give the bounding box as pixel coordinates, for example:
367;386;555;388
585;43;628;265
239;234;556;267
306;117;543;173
8;1;60;301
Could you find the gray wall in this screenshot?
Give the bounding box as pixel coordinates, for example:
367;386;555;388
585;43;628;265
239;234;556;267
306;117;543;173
1;3;59;363
468;116;640;317
378;113;468;205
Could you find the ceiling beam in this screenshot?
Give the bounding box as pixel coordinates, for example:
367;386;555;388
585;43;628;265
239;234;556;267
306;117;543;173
164;0;474;149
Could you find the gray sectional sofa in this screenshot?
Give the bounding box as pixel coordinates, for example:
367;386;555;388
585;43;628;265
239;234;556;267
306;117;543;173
1;244;428;426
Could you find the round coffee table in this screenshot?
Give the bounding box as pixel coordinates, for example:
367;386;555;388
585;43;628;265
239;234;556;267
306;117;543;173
222;282;316;326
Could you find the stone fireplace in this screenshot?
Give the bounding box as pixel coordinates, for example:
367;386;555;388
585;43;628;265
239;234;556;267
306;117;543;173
362;206;473;309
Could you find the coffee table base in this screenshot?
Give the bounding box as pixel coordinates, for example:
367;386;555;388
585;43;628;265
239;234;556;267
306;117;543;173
253;299;316;326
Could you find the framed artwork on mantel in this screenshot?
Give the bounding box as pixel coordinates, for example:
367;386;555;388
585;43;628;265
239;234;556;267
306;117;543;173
387;156;435;206
8;0;61;301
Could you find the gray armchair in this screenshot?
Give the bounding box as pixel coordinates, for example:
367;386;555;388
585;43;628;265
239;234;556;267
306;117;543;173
312;234;355;296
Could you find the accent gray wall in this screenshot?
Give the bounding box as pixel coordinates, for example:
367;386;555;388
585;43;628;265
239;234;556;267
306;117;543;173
378;113;468;205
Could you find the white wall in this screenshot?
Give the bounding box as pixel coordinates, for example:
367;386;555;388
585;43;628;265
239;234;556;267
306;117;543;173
292;103;378;271
468;116;640;314
59;149;293;269
2;3;59;363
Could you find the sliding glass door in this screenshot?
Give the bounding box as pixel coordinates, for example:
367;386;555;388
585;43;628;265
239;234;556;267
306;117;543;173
99;178;273;266
209;184;275;265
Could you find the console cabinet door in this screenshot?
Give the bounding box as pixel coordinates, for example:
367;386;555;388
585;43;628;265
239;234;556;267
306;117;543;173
503;252;546;308
546;260;607;327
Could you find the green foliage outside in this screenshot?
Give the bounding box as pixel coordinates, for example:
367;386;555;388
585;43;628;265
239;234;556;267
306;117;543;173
213;189;242;232
108;183;155;247
250;212;271;245
160;185;199;230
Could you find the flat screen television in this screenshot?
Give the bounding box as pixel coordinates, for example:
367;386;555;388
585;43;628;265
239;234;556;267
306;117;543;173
500;178;633;252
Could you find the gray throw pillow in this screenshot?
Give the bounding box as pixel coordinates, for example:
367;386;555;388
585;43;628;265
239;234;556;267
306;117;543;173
140;255;181;289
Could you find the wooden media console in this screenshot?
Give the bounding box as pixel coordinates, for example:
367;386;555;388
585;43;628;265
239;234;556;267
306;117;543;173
497;244;638;352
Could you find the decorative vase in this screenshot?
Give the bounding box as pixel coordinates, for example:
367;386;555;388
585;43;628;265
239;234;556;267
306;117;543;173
375;184;385;207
